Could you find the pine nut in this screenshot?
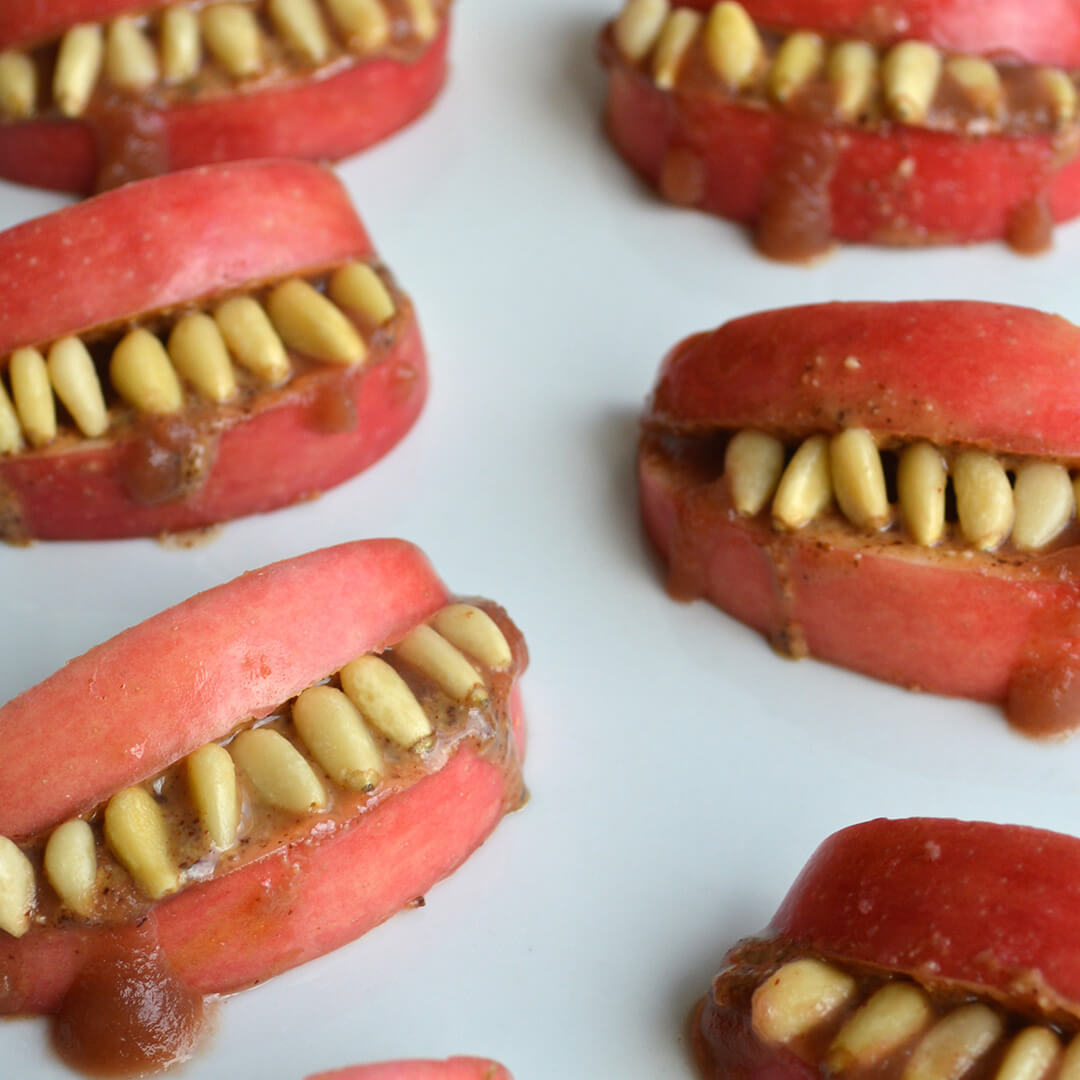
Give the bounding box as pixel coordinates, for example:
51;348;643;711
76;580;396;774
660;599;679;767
771;32;825;104
903;1004;1003;1080
214;296;291;384
751;959;857;1046
945;56;1002;117
1012;463;1074;551
614;0;669;63
0;380;21;454
773;435;831;530
268;0;331;65
829;41;878;121
110;329;184;414
168;313;238;403
340;654;434;749
652;9;702;91
328;263;396;326
231;728;327;815
293;685;383;791
898;442;946;546
104;787;180;901
267;279;366;366
828;983;933;1072
1058;1035;1080;1080
0;836;34;938
953;451;1013;550
10;347;56;447
0;52;36;119
395;624;487;703
726;430;784;516
186;744;240;850
202;4;263;79
325;0;390;55
48;337;108;438
54;24;105;118
1040;68;1078;127
161;7;202;82
882;41;942;124
105;17;160;92
830;427;890;530
704;2;763;90
996;1028;1061;1080
432;604;512;671
44;819;97;917
403;0;438;42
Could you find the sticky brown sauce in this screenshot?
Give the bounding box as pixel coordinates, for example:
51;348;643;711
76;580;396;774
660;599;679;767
88;99;171;193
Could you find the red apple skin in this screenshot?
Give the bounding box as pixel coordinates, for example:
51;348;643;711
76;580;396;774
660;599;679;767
0;540;527;1014
306;1060;513;1080
0;159;428;539
639;302;1080;736
603;58;1080;250
0;3;450;194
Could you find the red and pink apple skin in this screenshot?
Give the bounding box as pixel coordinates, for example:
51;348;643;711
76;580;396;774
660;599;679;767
307;1058;513;1080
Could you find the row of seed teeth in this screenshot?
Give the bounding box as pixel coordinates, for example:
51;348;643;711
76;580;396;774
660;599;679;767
613;0;1078;129
726;428;1080;553
0;0;441;121
0;603;512;935
751;957;1080;1080
0;260;396;455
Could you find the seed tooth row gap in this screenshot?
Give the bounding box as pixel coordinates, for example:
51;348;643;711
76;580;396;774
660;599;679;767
0;604;512;936
724;427;1079;553
751;956;1080;1080
0;0;441;121
613;0;1078;130
0;259;397;455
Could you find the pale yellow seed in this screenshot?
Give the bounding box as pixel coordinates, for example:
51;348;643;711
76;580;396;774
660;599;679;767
830;428;890;530
10;347;55;447
266;279;366;366
996;1028;1061;1080
828;983;933;1072
652;9;702;91
168;313;238;403
54;24;105;118
0;379;22;454
268;0;331;65
0;52;36;119
432;604;512;671
953;450;1013;550
0;836;34;938
771;32;825;104
43;819;97;917
293;685;383;791
773;435;831;530
328;263;396;326
395;624;487;703
902;1004;1003;1080
105;16;160;92
161;7;202;82
1012;463;1074;551
214;296;291;384
104;787;180;901
231;729;327;815
829;40;877;121
186;744;240;850
1040;68;1078;127
48;337;108;438
202;4;263;78
897;442;946;547
340;654;433;749
704;1;763;90
726;430;785;517
110;329;184;414
403;0;438;42
325;0;391;54
945;56;1002;117
882;40;942;124
614;0;670;63
751;959;857;1046
1057;1034;1080;1080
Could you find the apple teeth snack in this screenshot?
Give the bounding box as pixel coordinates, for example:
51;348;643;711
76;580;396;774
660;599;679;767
639;300;1080;736
696;818;1080;1080
0;539;527;1075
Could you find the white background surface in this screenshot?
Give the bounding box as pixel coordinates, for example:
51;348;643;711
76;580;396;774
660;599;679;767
7;2;1080;1076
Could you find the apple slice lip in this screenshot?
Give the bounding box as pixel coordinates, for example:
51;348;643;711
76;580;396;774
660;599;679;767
306;1059;513;1080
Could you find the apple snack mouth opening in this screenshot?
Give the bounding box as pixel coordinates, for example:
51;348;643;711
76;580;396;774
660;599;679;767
0;0;446;122
0;601;519;938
